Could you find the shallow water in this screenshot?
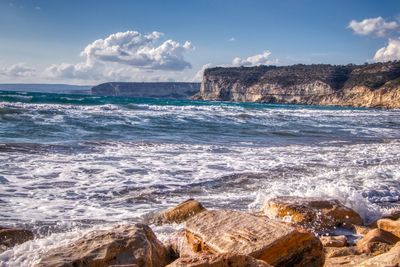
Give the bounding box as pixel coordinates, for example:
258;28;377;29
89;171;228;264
1;90;400;265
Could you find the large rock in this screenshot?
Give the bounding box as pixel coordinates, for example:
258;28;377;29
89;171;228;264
356;228;399;255
184;210;325;267
358;242;400;266
35;224;171;267
166;253;272;267
153;199;206;225
377;218;400;238
263;196;363;232
0;226;34;253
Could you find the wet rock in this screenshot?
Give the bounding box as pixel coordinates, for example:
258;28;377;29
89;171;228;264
166;253;272;267
358;242;400;266
377;218;400;238
0;226;34;252
152;199;206;225
35;224;171;267
184;210;325;267
263;196;363;232
356;228;399;255
320;235;347;247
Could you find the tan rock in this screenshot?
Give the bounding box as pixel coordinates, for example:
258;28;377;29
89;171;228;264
356;228;399;255
353;225;372;236
263;196;363;232
35;224;171;267
166;253;272;267
358;242;400;266
320;235;347;247
323;254;371;267
377;218;400;238
166;230;205;258
324;246;360;258
153;199;206;225
184;210;325;267
0;226;34;252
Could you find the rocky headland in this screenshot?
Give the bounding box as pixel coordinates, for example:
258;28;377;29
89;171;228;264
193;61;400;108
3;197;400;266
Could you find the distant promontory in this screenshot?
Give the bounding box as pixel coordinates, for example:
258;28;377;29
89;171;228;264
193;61;400;108
91;82;200;99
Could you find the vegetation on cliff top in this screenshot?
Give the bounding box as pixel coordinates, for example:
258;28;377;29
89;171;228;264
204;61;400;91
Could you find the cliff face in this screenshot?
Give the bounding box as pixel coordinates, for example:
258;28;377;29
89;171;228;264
195;62;400;108
92;82;200;99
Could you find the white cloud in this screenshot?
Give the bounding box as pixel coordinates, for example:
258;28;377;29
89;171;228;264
373;38;400;62
192;63;212;81
228;37;236;42
46;30;193;82
348;17;399;37
0;63;36;77
232;51;278;67
80;30;192;70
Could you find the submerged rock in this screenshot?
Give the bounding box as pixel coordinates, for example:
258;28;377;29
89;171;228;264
0;226;34;253
153;199;206;225
377;218;400;238
263;196;363;232
183;210;325;267
35;224;171;267
356;228;399;255
166;253;272;267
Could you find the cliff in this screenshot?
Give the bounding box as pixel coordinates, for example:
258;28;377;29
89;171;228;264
91;82;200;99
194;62;400;108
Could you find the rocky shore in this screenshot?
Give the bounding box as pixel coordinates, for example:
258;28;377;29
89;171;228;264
194;62;400;109
2;197;400;266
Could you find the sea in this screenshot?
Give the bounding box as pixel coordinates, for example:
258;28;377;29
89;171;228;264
0;90;400;265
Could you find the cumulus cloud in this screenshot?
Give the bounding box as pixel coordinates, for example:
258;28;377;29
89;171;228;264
348;17;399;37
192;63;213;81
232;51;278;67
0;63;36;77
373;38;400;62
80;30;192;70
46;30;193;81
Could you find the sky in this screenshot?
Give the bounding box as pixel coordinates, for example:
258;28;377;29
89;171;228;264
0;0;399;85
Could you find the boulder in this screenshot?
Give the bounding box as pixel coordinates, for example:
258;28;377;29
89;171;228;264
377;218;400;238
166;253;272;267
152;199;206;225
184;210;325;267
358;242;400;266
356;228;399;255
0;226;34;252
320;235;347;247
35;224;171;267
263;196;363;232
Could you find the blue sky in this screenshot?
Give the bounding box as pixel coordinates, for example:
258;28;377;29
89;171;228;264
0;0;399;84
